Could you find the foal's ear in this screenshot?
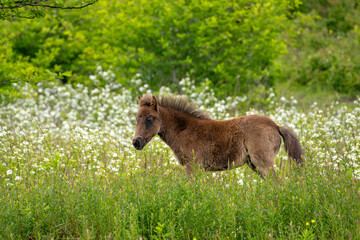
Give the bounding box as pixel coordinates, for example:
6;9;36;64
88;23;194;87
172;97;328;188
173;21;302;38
150;96;158;111
138;96;141;104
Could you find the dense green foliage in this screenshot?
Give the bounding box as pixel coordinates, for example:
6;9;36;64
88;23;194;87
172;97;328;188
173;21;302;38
1;82;359;239
274;0;360;96
1;0;297;96
300;0;359;32
1;0;359;97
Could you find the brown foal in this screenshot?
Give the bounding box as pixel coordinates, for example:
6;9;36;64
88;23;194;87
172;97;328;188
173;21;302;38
133;95;303;178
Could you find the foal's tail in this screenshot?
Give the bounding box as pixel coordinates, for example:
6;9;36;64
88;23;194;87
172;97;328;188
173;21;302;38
279;126;304;165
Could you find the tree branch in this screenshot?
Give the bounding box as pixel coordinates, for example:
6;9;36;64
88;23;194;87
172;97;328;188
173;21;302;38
1;0;46;9
0;0;98;10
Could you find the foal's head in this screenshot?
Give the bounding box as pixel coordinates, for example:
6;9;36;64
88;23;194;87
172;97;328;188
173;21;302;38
132;96;161;150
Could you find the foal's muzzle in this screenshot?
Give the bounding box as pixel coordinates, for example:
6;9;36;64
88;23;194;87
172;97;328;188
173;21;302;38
132;137;145;150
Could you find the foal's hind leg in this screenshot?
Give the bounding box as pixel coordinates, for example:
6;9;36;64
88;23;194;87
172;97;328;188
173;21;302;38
245;129;281;179
246;160;257;173
247;150;277;179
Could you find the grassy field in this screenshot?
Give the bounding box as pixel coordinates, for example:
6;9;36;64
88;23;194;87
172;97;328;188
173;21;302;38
0;81;359;239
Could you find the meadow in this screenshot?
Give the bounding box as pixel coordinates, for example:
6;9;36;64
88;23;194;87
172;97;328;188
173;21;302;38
0;77;360;239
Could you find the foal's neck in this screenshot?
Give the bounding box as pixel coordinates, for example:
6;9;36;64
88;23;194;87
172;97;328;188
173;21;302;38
157;105;197;146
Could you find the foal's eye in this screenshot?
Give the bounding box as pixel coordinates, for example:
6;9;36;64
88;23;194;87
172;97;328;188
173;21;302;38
145;116;155;129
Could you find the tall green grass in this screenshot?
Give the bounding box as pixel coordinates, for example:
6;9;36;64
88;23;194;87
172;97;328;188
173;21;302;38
1;158;359;239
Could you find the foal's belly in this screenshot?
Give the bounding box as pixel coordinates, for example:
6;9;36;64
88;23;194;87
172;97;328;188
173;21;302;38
199;150;249;171
197;125;248;171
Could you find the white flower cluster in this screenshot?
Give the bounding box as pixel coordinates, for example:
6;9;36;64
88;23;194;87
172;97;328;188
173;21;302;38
0;75;359;185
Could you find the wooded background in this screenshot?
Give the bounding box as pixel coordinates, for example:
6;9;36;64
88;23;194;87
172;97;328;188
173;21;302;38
1;0;359;99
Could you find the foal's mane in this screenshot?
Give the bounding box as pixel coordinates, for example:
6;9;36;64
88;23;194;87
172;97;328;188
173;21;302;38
141;95;211;120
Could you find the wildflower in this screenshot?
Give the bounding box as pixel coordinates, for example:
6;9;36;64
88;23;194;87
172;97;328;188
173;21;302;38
306;222;310;226
311;220;315;223
6;170;12;175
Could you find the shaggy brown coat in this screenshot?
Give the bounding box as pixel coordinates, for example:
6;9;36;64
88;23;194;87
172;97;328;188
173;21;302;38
132;95;303;178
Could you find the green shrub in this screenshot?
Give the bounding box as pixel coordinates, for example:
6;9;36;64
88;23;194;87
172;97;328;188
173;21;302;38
107;0;296;94
272;0;360;96
0;0;299;95
299;0;360;33
273;28;360;96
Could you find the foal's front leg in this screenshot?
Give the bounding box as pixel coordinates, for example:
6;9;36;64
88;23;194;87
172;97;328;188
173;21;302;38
184;159;202;179
185;163;194;179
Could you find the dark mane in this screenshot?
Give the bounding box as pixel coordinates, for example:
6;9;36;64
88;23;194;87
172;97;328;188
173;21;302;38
159;96;211;119
141;95;211;119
